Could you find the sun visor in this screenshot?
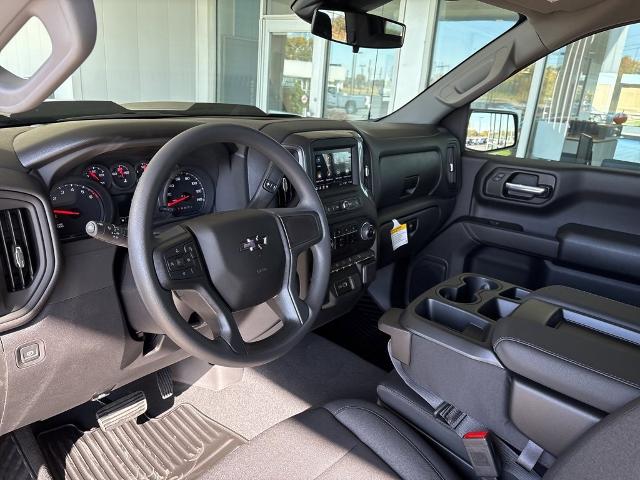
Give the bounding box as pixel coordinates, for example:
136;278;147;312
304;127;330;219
0;0;96;114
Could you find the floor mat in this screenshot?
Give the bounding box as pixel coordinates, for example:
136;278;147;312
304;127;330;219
173;334;385;440
317;294;393;371
38;403;245;480
0;433;36;480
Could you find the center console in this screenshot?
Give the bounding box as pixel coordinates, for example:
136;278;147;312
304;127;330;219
283;130;377;316
380;273;640;463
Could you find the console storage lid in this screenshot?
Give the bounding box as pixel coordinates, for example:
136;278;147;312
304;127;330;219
491;292;640;413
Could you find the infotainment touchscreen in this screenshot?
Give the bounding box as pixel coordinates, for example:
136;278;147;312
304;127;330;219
313;147;353;189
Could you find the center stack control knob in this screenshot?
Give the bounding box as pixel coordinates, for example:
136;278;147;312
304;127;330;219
360;221;375;241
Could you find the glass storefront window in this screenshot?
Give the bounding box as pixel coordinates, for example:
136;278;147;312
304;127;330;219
429;0;519;85
370;1;403;21
265;0;294;15
217;0;260;105
323;45;399;120
266;32;315;115
321;0;403;120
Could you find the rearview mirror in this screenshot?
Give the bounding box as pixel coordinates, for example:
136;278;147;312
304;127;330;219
466;110;518;153
311;9;405;51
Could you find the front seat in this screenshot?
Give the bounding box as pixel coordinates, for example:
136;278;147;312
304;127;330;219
205;399;459;480
203;397;640;480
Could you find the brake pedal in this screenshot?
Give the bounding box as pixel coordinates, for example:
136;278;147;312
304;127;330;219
156;368;174;400
96;391;147;432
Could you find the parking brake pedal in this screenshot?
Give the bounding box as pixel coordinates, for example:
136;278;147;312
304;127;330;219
96;391;147;432
156;368;174;400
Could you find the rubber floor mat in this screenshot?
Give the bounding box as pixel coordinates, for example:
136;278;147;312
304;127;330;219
317;293;392;371
0;433;35;480
38;403;246;480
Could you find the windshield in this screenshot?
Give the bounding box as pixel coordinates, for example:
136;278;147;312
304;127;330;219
0;0;518;121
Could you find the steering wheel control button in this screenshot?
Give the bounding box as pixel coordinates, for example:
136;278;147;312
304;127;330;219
184;242;196;255
262;178;280;193
164;241;202;280
16;341;45;368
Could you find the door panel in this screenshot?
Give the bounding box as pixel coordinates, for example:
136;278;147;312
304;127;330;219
410;154;640;307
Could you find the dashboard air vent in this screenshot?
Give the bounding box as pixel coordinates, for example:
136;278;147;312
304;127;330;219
0;208;37;292
362;151;372;192
446;142;459;190
276;146;302;208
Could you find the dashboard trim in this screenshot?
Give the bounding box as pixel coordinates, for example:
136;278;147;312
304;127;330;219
0;170;62;332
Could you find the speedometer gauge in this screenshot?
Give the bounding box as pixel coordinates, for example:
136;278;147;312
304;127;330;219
51;180;112;240
165;170;207;216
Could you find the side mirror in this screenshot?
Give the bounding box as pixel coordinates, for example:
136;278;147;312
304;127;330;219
466;109;518;153
311;9;405;51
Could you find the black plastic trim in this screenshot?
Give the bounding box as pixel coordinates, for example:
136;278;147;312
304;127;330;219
0;169;61;331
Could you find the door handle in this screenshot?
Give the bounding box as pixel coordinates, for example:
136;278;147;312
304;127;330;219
504;182;549;198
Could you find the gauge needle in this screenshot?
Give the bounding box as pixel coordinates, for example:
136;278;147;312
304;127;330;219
88;171;100;182
167;194;191;207
117;166;125;178
53;209;81;216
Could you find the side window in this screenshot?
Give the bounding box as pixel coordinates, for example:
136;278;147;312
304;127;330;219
469;23;640;172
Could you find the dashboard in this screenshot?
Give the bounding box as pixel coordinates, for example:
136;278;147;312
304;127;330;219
49;148;216;241
0;116;460;437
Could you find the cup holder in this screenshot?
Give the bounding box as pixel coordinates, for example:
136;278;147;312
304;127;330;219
416;298;491;342
478;298;519;321
500;287;531;301
438;276;500;304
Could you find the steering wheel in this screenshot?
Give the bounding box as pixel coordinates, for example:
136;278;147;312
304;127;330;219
128;124;331;367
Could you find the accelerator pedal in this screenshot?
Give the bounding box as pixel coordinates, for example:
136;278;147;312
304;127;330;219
156;367;174;400
96;391;147;432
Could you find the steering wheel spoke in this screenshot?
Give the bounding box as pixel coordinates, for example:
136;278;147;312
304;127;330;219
152;222;248;355
177;283;247;355
269;207;323;256
267;277;311;327
251;206;323;330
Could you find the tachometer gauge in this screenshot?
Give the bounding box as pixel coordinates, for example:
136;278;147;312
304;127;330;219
83;164;110;187
111;163;134;188
50;180;112;240
165;170;207;216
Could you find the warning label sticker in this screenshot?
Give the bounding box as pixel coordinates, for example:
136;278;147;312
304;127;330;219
391;219;409;251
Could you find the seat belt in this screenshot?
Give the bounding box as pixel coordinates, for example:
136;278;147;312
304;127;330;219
389;350;485;437
389;347;544;479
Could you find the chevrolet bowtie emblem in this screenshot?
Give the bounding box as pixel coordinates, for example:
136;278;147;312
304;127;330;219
241;235;268;252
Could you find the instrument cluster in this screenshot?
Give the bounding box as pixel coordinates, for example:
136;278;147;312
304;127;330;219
50;159;215;241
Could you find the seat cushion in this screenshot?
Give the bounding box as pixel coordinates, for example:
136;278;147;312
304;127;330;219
202;399;460;480
543;396;640;480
